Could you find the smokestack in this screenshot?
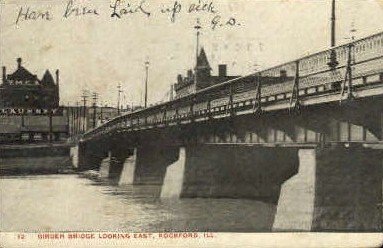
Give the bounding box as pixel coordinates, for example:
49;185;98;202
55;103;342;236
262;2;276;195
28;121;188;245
2;66;6;83
218;64;227;77
17;58;22;69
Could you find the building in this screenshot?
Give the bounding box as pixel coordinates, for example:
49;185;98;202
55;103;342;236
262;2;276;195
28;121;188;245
0;58;68;143
1;58;59;109
174;48;240;98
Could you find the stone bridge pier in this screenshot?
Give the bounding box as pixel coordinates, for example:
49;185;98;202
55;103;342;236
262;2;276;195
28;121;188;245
273;145;382;231
78;138;382;231
78;139;109;172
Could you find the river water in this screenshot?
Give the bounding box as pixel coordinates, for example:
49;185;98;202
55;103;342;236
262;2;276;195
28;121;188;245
0;175;276;232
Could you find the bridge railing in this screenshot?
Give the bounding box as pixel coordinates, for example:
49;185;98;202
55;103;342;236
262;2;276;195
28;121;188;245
83;31;383;140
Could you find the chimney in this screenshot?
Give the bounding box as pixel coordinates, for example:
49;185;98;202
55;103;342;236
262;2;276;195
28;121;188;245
55;69;59;85
187;69;193;78
219;64;227;77
280;70;287;78
2;66;6;83
177;74;183;84
17;58;22;69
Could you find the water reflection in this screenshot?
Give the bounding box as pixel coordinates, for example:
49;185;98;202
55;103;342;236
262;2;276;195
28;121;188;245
1;175;276;232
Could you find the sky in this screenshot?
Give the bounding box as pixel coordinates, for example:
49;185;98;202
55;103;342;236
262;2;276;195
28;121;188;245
1;0;383;107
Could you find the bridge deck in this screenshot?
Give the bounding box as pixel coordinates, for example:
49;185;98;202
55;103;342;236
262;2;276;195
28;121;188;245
84;31;383;141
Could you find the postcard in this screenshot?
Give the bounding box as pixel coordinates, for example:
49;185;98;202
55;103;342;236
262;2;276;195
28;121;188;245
0;0;382;247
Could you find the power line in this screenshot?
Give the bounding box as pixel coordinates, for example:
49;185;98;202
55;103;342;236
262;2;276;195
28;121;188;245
92;92;98;128
81;90;89;133
117;83;122;115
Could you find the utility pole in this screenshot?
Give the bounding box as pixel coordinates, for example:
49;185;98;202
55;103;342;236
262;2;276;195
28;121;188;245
350;22;357;42
117;83;122;115
66;102;70;137
144;60;149;108
328;0;339;70
75;101;79;135
92;92;98;128
81;91;88;133
194;18;202;84
100;101;103;124
70;105;74;136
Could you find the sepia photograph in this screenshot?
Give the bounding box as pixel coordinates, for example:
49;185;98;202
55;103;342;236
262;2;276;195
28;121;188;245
0;0;382;247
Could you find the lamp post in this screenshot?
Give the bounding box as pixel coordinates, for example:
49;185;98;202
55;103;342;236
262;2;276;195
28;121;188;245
81;91;88;133
328;0;339;70
117;83;122;115
194;19;202;84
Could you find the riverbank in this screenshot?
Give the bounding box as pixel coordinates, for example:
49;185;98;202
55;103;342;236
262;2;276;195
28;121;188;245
0;143;73;175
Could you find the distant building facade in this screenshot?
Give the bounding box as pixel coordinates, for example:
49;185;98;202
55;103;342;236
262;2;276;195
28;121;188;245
1;58;59;109
174;48;240;98
0;58;67;143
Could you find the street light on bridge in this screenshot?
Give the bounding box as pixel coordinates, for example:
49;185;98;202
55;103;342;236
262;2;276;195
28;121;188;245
117;83;122;115
144;60;150;109
328;0;339;70
194;18;202;85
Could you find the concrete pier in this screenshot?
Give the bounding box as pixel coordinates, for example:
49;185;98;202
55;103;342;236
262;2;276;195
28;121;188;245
273;146;382;231
273;149;316;231
70;146;79;168
99;152;111;179
119;149;137;186
160;147;186;198
181;145;299;202
78;138;382;231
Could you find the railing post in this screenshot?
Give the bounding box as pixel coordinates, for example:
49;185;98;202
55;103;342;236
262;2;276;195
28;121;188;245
289;60;301;114
227;84;234;116
207;96;212;120
253;73;262;115
162;106;167;125
175;107;180;124
190;95;196;121
340;43;355;103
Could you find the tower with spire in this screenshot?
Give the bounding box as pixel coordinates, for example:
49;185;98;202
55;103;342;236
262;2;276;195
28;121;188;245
174;48;240;99
195;47;212;90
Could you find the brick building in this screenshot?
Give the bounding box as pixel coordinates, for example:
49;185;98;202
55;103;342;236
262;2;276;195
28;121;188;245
174;48;240;98
0;58;67;143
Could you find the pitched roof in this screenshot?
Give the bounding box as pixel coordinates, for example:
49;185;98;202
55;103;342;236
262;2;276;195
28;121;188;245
40;70;55;86
196;47;211;70
7;66;37;82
